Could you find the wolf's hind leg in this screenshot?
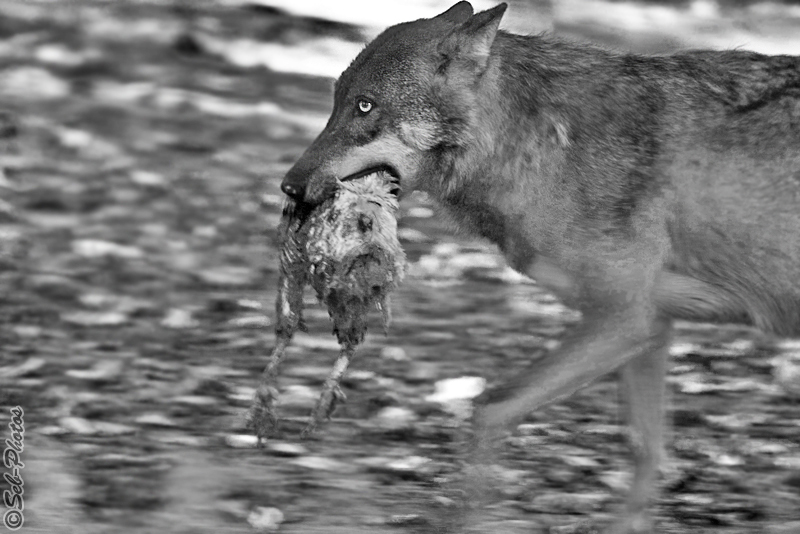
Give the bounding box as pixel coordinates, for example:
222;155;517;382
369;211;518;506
609;323;671;534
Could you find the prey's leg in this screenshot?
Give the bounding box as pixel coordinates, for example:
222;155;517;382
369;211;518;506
248;268;306;444
247;337;291;445
301;346;355;438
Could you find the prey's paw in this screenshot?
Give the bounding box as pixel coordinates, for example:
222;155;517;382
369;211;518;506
246;384;280;445
301;385;347;439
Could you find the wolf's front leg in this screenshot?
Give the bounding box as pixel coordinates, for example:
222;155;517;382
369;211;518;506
463;312;671;533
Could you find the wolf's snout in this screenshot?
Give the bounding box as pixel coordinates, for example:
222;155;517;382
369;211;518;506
281;166;308;201
281;181;304;200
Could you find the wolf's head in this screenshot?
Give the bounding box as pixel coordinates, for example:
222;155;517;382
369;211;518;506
280;1;507;205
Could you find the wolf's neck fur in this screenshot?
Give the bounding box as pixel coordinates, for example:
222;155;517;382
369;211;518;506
428;33;587;260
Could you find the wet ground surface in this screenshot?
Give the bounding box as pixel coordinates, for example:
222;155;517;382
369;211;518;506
0;2;799;533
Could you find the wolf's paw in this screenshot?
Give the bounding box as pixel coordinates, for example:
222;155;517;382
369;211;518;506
246;384;280;445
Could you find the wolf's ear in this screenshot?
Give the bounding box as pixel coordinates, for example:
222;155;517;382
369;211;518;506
433;1;474;24
438;3;507;73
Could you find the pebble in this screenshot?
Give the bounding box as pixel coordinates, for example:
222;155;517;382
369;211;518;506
507;297;574;318
290;456;355;473
425;376;486;403
197;266;258;288
237;299;263;310
216;499;249;519
0;66;70;99
291;332;341;351
62;311;129;326
129;169;167;187
59;417;136;436
775;456;800;469
739;440;790;456
152;433;207;447
65;360;123;382
347;370;375;381
0;357;47;378
776;339;800;351
12;325;43;338
704;413;769;430
676;494;714;505
772;353;800;396
380;346;408;361
724;338;755;353
278;385;318;408
713;453;744;466
228;315;271;328
385;455;431;472
161;308;199;329
225;434;259;448
599;471;631;491
228;385;256;403
668;342;701;357
424;376;486;419
247;506;284;532
405;361;440;382
72;239;144;259
669;373;773;394
432;495;457;508
35;43;90;66
560;456;601;468
373;406;418;430
397;228;431;243
135;413;178;427
171;395;218;406
37;425;70;436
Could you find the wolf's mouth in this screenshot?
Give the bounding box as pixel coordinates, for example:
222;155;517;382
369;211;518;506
341;165;401;197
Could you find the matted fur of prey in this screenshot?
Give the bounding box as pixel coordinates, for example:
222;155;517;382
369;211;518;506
247;171;405;439
277;171;406;345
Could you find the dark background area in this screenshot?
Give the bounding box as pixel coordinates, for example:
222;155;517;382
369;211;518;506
0;1;799;532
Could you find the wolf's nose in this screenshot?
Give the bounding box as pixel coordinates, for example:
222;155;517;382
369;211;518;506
281;181;304;200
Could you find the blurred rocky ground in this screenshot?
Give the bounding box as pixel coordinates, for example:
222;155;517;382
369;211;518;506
0;1;798;533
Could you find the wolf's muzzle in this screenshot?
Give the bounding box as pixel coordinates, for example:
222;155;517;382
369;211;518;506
281;181;304;200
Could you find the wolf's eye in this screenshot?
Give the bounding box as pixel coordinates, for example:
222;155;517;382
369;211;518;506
357;99;373;114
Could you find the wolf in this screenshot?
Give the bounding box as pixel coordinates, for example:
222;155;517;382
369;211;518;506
278;1;800;532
